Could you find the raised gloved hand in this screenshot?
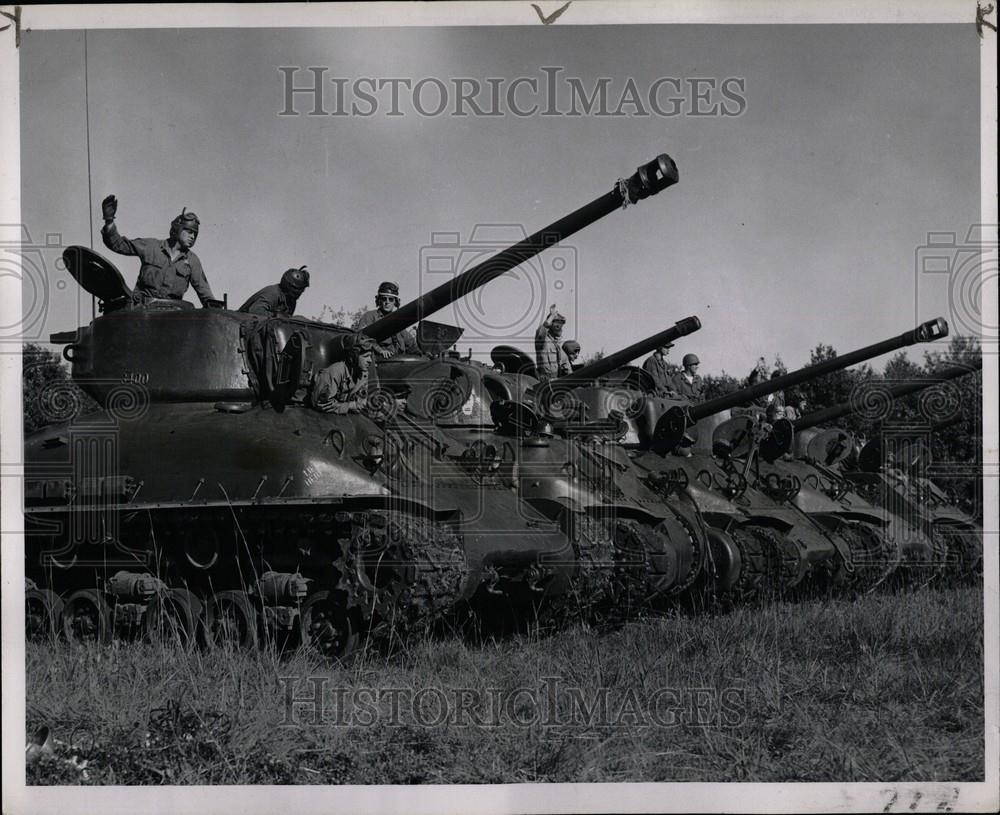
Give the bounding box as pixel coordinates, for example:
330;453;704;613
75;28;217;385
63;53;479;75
101;194;118;222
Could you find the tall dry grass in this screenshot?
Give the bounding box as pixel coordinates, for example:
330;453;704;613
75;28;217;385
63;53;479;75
26;586;984;784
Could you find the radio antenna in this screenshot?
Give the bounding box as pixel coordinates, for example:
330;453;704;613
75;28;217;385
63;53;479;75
84;30;95;318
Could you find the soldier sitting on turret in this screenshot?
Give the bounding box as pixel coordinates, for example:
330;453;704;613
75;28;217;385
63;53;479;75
100;194;216;307
353;281;419;359
311;334;379;414
535;305;572;381
642;342;677;396
239;267;310;317
671;353;704;400
562;340;583;371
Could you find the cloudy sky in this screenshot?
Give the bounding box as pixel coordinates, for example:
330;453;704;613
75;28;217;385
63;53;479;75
19;23;980;376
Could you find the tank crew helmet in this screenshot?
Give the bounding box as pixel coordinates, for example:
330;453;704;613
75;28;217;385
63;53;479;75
344;332;380;367
376;281;401;303
280;266;310;295
682;353;700;368
657;341;675;353
562;340;581;354
169;208;200;240
344;332;379;353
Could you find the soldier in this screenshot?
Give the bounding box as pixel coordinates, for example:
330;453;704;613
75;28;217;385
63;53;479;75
562;340;582;371
743;367;771;410
311;334;379;414
239;266;310;318
768;370;787;419
100;194;216;306
642;342;676;395
671;353;704;400
353;281;419;359
535;304;572;381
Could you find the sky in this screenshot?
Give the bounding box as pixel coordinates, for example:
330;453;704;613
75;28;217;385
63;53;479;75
18;24;981;377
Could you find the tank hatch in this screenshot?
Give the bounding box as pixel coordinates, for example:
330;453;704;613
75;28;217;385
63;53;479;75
416;320;464;357
491;345;535;377
62;246;133;308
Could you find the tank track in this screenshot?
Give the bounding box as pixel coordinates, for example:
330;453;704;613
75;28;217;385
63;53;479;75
837;520;900;592
726;525;794;600
561;513;701;619
333;510;469;642
932;523;982;585
23;506;469;658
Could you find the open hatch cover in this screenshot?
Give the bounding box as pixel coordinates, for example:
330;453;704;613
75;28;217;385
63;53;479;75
62;246;132;304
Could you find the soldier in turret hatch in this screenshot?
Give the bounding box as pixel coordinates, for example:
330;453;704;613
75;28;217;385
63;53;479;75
642;342;676;396
671;353;704;400
535;304;572;381
100;194;216;306
239;267;310;317
311;334;379;414
353;281;419;358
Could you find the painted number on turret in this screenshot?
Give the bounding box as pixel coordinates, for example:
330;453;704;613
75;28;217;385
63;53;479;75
122;371;149;385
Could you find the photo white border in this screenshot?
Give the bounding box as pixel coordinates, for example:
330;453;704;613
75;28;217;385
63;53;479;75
1;2;996;814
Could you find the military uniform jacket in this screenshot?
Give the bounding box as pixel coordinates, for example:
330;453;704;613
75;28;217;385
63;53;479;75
642;355;675;394
311;362;368;414
353;309;418;356
102;223;214;305
534;325;571;381
671;371;704;400
238;284;297;318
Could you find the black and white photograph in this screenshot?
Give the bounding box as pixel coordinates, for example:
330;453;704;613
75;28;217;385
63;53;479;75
2;3;997;813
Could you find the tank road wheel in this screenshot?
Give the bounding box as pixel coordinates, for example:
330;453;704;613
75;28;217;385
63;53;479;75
206;590;258;649
144;589;204;646
300;591;357;660
62;589;111;644
25;588;63;641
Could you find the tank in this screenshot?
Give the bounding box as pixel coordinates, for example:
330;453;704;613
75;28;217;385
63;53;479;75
548;318;951;600
378;318;712;620
802;361;984;582
23;152;681;653
735;361;978;588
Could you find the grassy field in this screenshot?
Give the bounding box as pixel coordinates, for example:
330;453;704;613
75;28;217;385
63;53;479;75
26;586;984;785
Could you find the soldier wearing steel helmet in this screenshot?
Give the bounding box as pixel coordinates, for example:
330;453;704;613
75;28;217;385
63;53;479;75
671;353;704;400
535;304;572;381
353;281;418;358
100;194;215;306
239;267;311;318
642;342;677;396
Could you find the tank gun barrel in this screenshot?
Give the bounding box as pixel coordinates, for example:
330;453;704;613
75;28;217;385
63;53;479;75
793;359;981;432
362;153;679;344
689;317;949;422
546;316;702;390
652;317;950;454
